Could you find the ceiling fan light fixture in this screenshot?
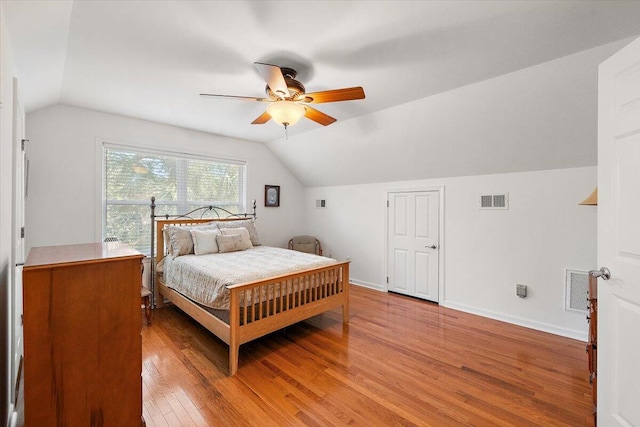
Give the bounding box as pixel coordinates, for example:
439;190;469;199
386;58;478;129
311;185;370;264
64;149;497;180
267;101;306;128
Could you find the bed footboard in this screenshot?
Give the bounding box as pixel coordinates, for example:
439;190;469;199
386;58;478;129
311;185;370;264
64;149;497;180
227;261;349;375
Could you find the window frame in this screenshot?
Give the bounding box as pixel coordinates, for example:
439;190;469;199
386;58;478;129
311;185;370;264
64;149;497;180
98;141;248;255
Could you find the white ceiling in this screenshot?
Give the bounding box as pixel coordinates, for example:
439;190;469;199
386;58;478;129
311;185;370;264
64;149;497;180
4;1;640;145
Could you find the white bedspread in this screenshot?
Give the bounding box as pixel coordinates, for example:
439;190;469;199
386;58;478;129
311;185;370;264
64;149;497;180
163;246;337;310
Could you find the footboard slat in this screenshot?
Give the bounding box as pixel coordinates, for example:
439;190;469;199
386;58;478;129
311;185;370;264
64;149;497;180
258;285;263;321
226;261;349;374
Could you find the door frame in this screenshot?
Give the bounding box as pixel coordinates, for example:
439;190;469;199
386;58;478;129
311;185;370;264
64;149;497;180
384;185;445;303
9;77;25;415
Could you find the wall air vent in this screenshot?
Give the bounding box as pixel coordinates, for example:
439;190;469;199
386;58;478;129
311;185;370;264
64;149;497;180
565;269;589;313
479;193;509;210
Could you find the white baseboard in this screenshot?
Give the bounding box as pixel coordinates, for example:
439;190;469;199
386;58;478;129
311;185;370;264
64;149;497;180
443;300;588;342
349;278;385;291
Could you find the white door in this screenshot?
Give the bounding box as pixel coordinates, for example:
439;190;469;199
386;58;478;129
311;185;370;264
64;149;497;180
10;77;26;406
597;35;640;426
388;191;439;302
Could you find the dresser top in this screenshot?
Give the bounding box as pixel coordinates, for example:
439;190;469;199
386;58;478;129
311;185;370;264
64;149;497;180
25;242;143;269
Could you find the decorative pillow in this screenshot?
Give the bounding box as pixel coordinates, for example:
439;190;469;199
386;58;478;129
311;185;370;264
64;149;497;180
216;233;252;253
216;219;260;246
163;227;171;255
219;227;253;249
191;228;221;255
165;223;216;256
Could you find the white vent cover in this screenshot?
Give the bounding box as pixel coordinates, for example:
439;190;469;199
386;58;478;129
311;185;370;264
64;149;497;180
565;269;589;313
315;199;326;209
479;193;509;210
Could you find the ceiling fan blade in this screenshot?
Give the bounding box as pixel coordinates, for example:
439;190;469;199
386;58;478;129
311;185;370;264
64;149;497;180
200;93;269;102
304;106;337;126
251;111;272;125
254;62;290;99
302;87;365;103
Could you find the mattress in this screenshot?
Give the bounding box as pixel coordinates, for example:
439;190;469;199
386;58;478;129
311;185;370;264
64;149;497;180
163;246;337;310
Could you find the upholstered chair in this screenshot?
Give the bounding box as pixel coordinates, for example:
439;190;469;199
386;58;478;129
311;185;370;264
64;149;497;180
288;235;323;256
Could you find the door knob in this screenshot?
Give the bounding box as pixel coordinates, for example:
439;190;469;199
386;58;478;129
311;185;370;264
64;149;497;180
589;267;611;280
426;245;438;249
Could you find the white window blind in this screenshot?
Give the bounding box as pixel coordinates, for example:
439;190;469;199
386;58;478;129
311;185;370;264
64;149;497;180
103;145;246;254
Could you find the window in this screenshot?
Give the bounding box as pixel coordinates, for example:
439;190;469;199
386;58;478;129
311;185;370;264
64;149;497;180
103;144;246;254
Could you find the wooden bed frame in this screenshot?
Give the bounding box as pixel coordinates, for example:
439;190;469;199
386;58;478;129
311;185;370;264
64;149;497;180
150;206;349;376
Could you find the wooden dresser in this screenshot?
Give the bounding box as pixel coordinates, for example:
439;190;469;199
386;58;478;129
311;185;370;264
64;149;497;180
22;242;145;426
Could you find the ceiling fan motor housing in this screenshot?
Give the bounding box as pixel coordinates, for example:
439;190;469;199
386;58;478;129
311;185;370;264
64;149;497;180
265;67;306;100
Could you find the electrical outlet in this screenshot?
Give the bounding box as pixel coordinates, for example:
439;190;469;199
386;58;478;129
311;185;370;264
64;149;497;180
516;284;527;298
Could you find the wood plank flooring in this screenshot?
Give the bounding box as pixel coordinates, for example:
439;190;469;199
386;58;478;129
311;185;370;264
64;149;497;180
141;285;594;426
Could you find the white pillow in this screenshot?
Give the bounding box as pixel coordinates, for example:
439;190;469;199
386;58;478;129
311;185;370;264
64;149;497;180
219;227;253;249
165;223;216;256
190;228;222;255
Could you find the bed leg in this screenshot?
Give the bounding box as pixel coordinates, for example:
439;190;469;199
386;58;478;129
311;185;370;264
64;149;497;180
229;288;240;375
342;274;350;324
229;344;239;376
155;277;165;308
155;295;165;308
342;302;349;323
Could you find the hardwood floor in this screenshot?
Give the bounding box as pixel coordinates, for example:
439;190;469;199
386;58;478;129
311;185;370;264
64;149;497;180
141;285;594;426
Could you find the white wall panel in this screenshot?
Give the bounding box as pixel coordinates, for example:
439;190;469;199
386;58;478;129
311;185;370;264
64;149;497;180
393;249;407;291
415;195;430;238
415;252;430;295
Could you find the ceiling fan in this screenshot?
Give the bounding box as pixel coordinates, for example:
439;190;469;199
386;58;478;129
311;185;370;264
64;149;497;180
200;62;365;130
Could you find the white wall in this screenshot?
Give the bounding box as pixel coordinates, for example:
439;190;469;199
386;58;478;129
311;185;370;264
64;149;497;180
305;166;596;341
0;4;18;424
25;104;305;251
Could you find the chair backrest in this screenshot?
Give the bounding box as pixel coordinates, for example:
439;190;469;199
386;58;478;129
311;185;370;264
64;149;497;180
288;235;322;256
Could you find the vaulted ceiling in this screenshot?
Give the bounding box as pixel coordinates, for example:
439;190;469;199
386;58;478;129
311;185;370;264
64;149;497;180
5;1;640;142
4;1;640;185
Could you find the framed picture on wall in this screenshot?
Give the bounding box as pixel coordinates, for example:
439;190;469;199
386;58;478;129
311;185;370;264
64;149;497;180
264;185;280;207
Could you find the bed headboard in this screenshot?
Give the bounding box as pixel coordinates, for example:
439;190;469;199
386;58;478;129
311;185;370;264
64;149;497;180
149;196;257;307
